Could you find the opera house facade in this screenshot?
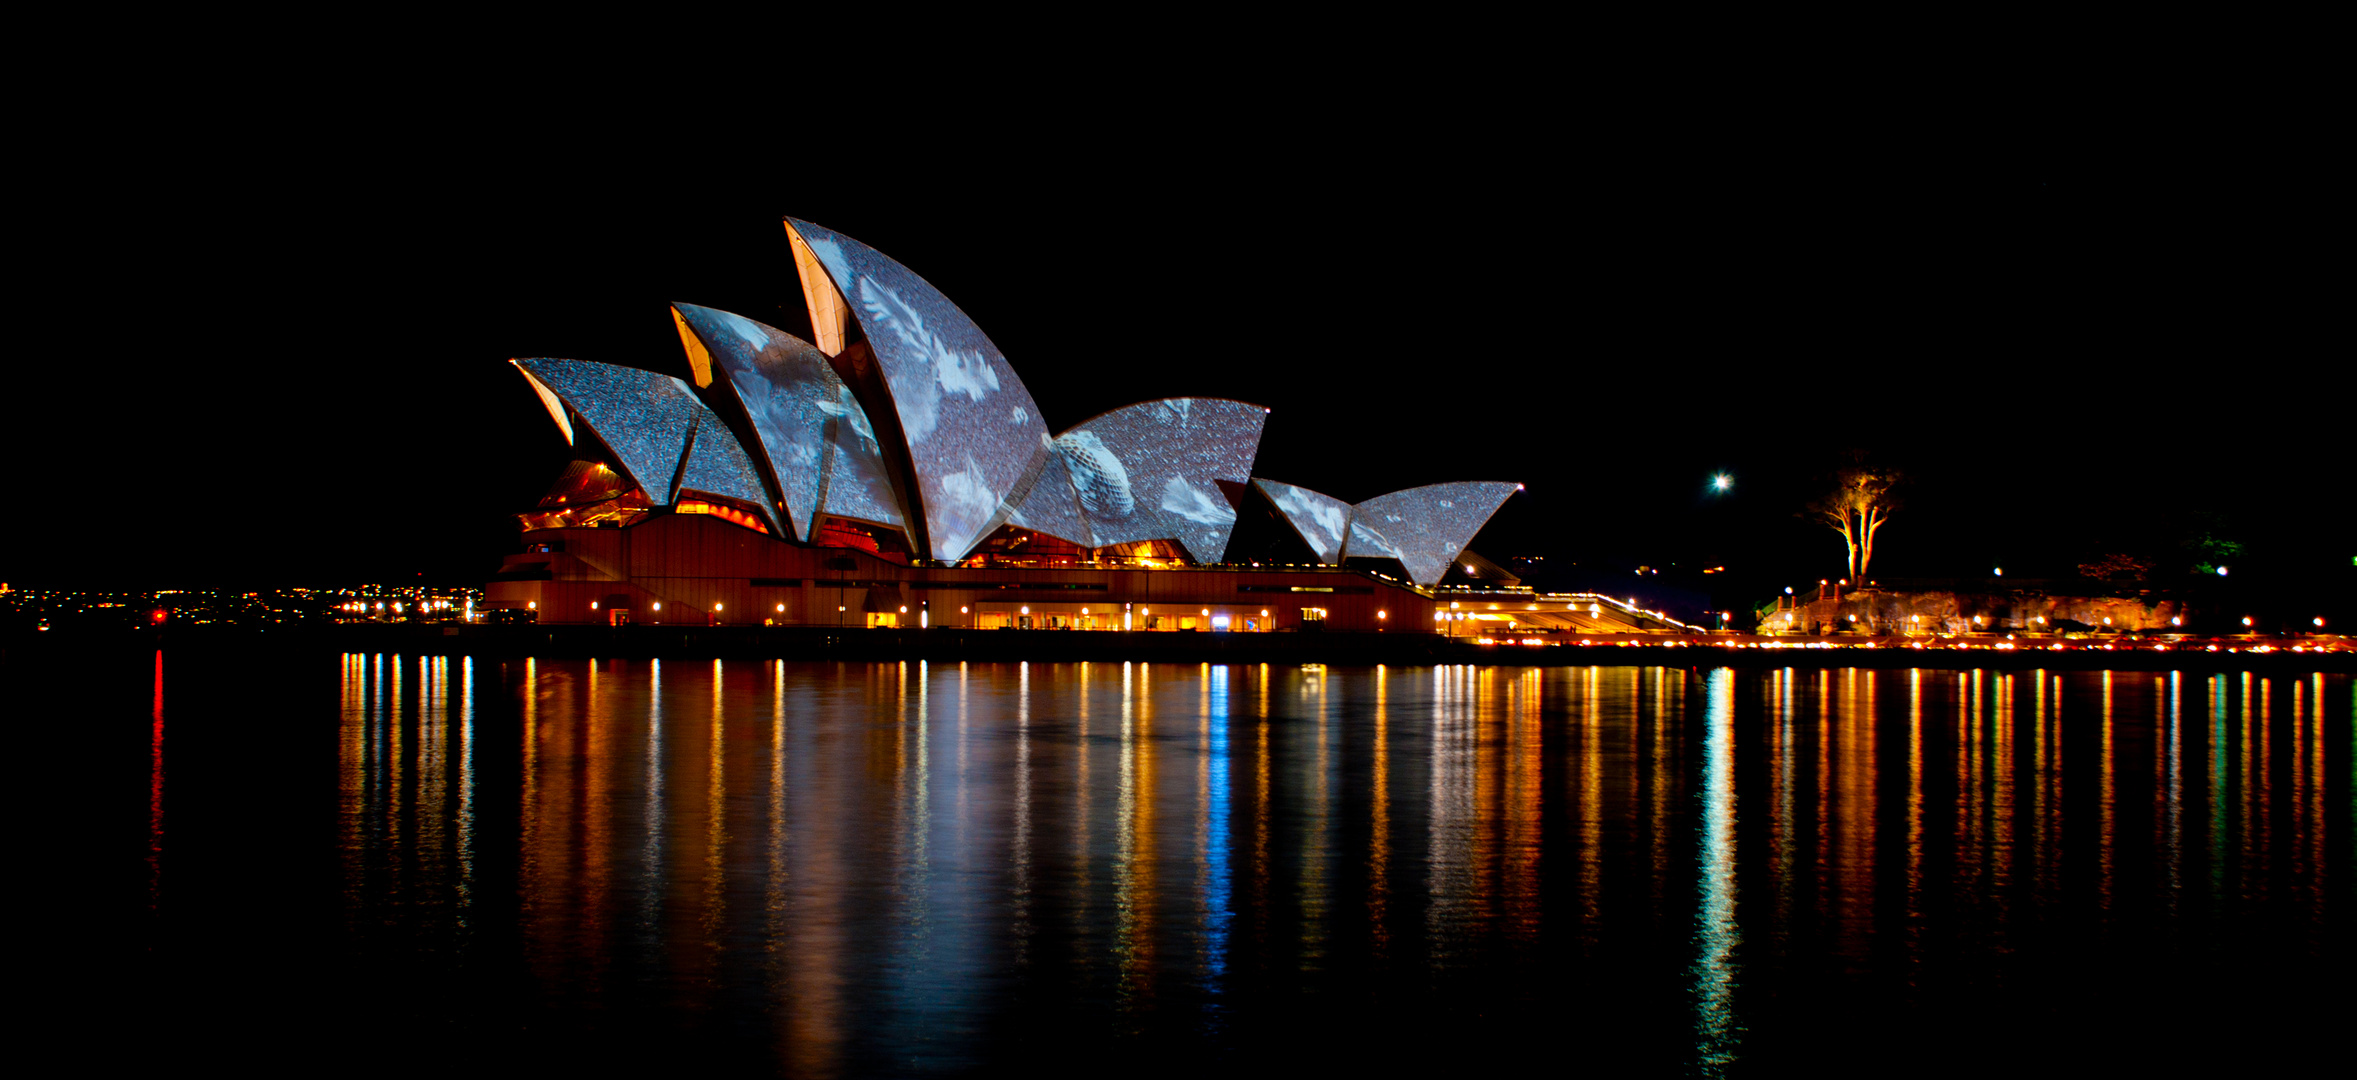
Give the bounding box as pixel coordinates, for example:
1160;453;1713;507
485;218;1523;634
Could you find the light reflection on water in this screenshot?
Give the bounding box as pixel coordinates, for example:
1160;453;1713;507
145;657;2351;1072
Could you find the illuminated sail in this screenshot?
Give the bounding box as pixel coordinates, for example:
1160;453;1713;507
784;218;1050;561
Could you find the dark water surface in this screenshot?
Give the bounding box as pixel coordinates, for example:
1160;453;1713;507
60;654;2352;1074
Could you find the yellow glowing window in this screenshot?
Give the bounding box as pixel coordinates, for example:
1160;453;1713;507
676;499;769;534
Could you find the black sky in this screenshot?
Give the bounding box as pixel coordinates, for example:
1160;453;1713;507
7;77;2340;608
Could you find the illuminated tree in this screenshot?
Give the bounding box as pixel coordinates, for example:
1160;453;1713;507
1804;452;1902;583
2179;515;2244;575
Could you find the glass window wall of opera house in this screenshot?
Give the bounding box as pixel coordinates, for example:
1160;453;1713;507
485;219;1556;634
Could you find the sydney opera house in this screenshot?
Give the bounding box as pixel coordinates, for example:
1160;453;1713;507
486;218;1558;635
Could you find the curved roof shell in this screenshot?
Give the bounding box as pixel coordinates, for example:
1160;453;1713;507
512;357;781;534
514;358;699;500
675;412;778;527
1344;482;1520;587
1053;398;1266;562
784;218;1051;562
670;303;901;541
1253;478;1352;565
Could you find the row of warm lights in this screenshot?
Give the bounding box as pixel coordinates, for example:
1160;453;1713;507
339;600;462;613
537;601;1410;624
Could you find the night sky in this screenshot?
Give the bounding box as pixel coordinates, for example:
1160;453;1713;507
10;89;2340;615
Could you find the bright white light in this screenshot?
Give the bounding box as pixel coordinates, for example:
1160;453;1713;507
1711;473;1731;491
2217;566;2230;576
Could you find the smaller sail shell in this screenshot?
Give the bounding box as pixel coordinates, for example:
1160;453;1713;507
676;412;782;533
513;358;702;502
1060;398;1266;563
1344;482;1520;586
672;303;898;541
1253;479;1352;565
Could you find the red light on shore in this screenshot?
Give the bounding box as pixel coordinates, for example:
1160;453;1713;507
149;609;168;625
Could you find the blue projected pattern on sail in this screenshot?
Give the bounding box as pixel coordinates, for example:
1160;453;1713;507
1253;478;1352;565
1060;399;1265;562
785;218;1049;561
671;303;900;541
513;358;701;503
677;410;782;533
1344;482;1520;586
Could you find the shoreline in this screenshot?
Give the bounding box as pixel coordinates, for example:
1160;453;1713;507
9;625;2352;674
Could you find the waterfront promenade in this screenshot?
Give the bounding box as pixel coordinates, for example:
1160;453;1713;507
15;623;2351;674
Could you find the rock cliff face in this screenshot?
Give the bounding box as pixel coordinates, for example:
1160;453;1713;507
1758;590;2186;634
